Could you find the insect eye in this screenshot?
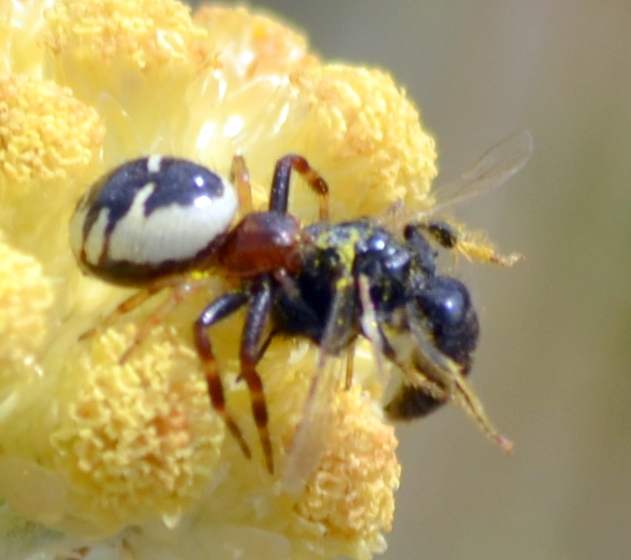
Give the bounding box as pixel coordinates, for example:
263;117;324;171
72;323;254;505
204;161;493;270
415;276;479;361
416;276;469;325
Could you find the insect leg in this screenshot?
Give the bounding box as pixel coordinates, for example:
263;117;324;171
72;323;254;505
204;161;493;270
269;155;330;220
344;342;355;390
239;276;275;474
357;273;388;385
194;291;252;459
403;223;438;276
415;221;523;266
357;272;451;418
406;307;513;451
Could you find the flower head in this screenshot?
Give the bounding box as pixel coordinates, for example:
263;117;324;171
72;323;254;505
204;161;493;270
0;1;438;558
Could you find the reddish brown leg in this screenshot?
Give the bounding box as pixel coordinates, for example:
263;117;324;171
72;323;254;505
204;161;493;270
80;275;187;346
230;154;253;218
194;291;252;460
79;284;162;342
270;154;330;221
239;278;274;473
118;279;203;364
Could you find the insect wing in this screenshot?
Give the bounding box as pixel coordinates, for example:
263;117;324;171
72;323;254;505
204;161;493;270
429;131;533;216
280;273;356;496
280;361;338;496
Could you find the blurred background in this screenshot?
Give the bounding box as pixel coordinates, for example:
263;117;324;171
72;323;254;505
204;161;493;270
190;2;631;559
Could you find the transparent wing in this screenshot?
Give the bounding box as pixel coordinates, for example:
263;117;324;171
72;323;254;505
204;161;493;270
430;131;533;215
280;273;356;496
279;358;338;496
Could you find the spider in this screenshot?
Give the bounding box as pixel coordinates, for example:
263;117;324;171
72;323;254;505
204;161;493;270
70;153;328;474
70;132;531;476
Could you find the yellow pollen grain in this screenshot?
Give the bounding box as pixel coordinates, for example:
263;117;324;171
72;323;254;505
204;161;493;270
0;235;53;363
49;326;224;534
289;64;437;218
294;385;400;559
45;0;209;68
0;74;103;188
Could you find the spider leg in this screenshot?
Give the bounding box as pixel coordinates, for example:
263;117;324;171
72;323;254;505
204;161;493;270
255;328;277;363
80;275;190;359
269;154;330;220
230;154;253;218
239;276;275;474
194;291;252;460
80;284;158;341
118;279;203;364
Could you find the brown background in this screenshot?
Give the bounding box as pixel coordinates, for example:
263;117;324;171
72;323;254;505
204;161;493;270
189;2;631;559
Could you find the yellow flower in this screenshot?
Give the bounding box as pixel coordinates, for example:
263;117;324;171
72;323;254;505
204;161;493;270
0;0;438;558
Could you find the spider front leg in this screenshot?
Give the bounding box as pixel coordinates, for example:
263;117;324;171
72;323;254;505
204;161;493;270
270;155;330;220
230;154;253;218
194;291;252;461
239;276;275;474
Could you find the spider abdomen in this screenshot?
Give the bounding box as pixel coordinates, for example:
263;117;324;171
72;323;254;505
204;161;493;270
69;156;238;286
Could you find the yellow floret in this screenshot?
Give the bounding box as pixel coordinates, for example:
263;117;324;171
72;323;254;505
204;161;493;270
0;1;443;558
48;326;225;535
0;74;103;192
0;74;104;259
45;0;209;69
287;64;437;218
44;0;217;162
293;385;400;560
0;235;53;363
194;5;318;80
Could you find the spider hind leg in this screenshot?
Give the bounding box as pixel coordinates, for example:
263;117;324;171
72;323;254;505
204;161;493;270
80;276;198;364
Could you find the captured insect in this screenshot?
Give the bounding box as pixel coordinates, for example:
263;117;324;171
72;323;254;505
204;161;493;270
277;132;532;490
69;132;532;477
